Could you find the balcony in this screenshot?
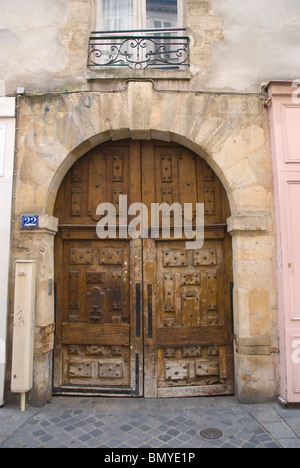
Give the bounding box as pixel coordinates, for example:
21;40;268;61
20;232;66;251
87;29;190;72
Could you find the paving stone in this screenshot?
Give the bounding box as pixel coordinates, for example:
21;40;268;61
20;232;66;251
275;409;300;431
262;421;296;439
277;438;300;448
120;424;132;432
250;406;282;424
167;429;180;437
139;424;151;432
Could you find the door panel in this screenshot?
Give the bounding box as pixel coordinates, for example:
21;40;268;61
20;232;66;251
143;235;233;398
55;140;140;226
54;237;143;395
141;140;229;227
141;141;233;397
155;238;233;396
54;140;233;397
54;141;143;395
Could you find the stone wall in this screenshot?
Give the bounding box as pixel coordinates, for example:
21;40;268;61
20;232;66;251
1;0;300;94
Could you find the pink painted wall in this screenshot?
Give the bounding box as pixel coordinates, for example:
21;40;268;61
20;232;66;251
268;82;300;403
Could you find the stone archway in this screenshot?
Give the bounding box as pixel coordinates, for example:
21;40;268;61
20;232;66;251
9;82;278;405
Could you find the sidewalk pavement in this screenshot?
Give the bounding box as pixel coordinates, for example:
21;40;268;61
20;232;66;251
0;396;300;449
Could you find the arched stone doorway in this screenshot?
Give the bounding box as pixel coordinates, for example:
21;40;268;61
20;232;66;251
52;139;234;397
9;84;278;406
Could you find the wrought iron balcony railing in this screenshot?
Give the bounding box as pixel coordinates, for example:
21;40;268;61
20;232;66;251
87;29;190;70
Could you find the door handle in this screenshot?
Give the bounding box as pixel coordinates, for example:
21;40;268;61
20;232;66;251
136;284;141;338
148;284;153;339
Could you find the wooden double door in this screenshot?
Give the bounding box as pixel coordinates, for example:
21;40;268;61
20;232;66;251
53;140;234;397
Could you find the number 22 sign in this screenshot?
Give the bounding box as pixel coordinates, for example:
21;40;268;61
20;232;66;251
22;215;39;229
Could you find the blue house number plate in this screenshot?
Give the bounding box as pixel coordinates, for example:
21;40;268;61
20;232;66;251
22;215;39;229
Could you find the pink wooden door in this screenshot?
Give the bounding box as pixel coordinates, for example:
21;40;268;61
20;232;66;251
269;83;300;402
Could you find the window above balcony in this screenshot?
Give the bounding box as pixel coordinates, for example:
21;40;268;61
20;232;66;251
87;0;190;80
97;0;183;33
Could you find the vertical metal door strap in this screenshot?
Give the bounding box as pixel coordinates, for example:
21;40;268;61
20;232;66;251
148;284;153;339
136;283;141;338
135;353;140;395
230;282;234;334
